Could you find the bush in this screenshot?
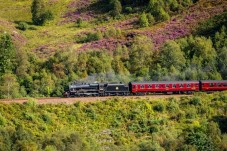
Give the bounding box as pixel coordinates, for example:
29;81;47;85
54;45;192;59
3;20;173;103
0;114;6;126
158;8;170;21
75;18;88;28
153;103;165;112
124;7;133;13
75;32;102;43
139;141;165;151
189;97;201;106
18;22;29;31
40;10;54;24
167;101;179;113
41;113;52;124
147;13;155;26
110;0;122;17
186;131;215;151
139;12;149;27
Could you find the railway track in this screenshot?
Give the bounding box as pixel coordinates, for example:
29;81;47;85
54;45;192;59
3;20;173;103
0;94;191;104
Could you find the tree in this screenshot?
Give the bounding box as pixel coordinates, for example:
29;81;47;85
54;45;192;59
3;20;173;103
139;13;149;27
157;7;170;21
160;40;186;71
147;13;155;26
31;0;45;25
129;35;153;78
0;73;20;99
31;0;53;25
110;0;122;17
217;47;227;79
0;33;16;75
214;26;227;50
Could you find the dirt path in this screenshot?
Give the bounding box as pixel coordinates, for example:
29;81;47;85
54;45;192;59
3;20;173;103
0;94;191;104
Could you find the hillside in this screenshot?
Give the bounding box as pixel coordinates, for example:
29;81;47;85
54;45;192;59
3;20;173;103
0;0;226;98
0;0;226;57
0;92;226;150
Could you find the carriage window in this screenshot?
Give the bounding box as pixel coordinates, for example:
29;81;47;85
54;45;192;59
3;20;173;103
180;84;184;88
148;85;152;88
141;85;145;89
155;84;159;88
166;84;169;88
173;84;176;88
217;83;221;87
210;83;214;87
187;84;190;88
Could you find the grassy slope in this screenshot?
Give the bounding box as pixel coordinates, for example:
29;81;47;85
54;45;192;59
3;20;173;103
0;92;226;150
0;0;226;58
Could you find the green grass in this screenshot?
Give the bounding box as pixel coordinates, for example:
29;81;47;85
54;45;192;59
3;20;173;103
0;0;32;22
0;0;86;57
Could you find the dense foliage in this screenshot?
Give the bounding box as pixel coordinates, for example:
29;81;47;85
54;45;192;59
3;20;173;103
106;0;197;20
0;23;227;98
0;92;226;150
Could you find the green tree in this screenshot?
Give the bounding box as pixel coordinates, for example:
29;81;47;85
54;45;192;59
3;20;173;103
148;0;159;15
31;0;45;25
0;73;20;99
31;0;53;25
157;7;170;21
147;13;155;26
139;12;149;27
214;26;227;50
110;0;122;17
0;33;16;75
129;36;153;78
217;47;227;79
186;131;214;151
160;40;186;70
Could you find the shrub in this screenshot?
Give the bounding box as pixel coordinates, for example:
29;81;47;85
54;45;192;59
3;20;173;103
186;131;215;151
40;10;54;24
158;8;170;21
148;125;159;134
110;0;122;17
0;114;6;126
139;12;149;27
41;113;52;124
153;103;165;112
139;141;165;151
189;97;201;106
167;101;179;113
18;22;29;31
31;0;54;25
75;18;88;28
22;112;35;121
44;145;57;151
147;13;155;26
24;98;37;108
124;7;133;13
75;32;102;43
104;27;121;38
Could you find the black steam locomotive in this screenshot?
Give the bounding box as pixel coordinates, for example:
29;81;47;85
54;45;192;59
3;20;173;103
64;82;130;97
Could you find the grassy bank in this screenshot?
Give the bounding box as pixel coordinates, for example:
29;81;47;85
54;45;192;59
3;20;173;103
0;92;226;150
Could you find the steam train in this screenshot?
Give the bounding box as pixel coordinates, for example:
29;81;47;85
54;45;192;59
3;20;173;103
63;80;227;97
